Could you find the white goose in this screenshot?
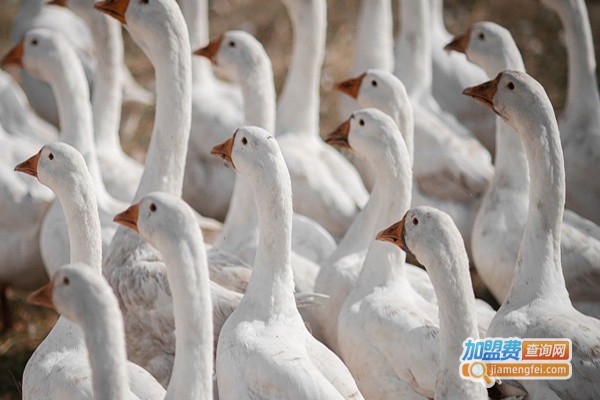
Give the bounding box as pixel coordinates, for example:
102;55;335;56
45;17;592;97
337;108;440;399
451;21;600;318
16;142;164;400
428;0;495;152
465;70;600;399
336;69;485;252
213;126;363;400
59;0;143;202
4;28;125;277
377;206;488;400
114;192;214;400
540;0;600;224
273;0;369;238
197;31;335;287
181;0;243;221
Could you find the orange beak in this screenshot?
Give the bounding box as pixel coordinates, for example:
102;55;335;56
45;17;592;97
211;132;236;167
2;39;25;68
325;118;351;149
27;282;55;310
334;72;366;99
444;30;470;54
376;214;409;254
94;0;130;25
462;73;502;115
113;203;140;233
14;149;42;178
193;36;223;63
48;0;67;7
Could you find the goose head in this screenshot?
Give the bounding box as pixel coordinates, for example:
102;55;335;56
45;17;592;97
95;0;189;64
194;31;269;84
15;142;90;198
2;28;64;82
377;206;462;268
28;263;111;323
463;70;554;129
211;126;283;181
445;22;522;77
335;69;412;115
114;192;200;251
326;108;402;163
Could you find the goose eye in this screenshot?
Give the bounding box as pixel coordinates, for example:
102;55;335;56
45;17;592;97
412;217;418;225
507;82;515;90
478;33;485;40
228;41;235;47
359;119;365;126
371;80;377;87
63;276;69;285
149;203;157;212
31;39;38;46
140;0;149;4
241;137;248;145
48;153;54;160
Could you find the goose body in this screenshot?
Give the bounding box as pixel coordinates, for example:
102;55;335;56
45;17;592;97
453;21;600;318
466;70;600;399
17;142;164;400
214;126;363;400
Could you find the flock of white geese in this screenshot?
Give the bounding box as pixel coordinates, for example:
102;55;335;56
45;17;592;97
0;0;599;398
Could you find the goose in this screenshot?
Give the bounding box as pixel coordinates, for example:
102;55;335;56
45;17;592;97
336;107;440;399
3;28;126;277
114;192;215;399
377;206;488;400
450;21;600;318
336;69;485;252
0;69;57;143
337;0;394;189
16;142;165;400
196;31;335;286
181;0;243;221
272;0;369;238
539;0;600;224
95;0;310;385
465;70;600;399
56;0;144;202
212;126;363;400
428;0;495;152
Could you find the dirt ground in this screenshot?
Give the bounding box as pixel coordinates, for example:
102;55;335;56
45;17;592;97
0;0;598;398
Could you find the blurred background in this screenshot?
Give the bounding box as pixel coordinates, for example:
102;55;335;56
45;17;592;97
0;0;598;398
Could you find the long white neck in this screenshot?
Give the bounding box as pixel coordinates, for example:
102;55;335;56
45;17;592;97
558;0;600;121
240;149;296;319
133;21;191;199
423;239;480;384
354;139;412;296
394;0;432;97
88;14;125;154
276;0;325;137
218;57;275;251
502;104;571;310
160;227;213;400
54;169;103;272
353;0;394;74
180;0;214;83
45;43;107;196
481;45;529;193
429;0;448;37
78;290;129;400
